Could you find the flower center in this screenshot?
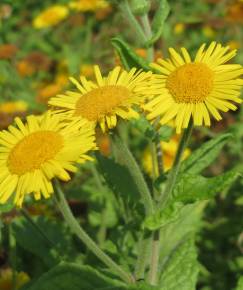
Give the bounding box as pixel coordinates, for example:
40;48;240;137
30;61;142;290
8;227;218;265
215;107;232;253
74;85;131;121
8;131;63;175
166;63;214;103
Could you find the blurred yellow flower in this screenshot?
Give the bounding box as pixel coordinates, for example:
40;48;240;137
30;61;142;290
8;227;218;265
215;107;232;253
227;40;240;50
145;42;243;133
202;25;215;38
80;64;94;78
0;268;30;290
33;5;69;29
173;23;185;35
96;129;111;156
49;65;157;132
0;101;28;114
0;111;96;206
69;0;109;12
142;136;190;176
37;83;65;104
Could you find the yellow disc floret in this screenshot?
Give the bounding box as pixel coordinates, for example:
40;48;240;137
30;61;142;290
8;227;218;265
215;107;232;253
166;63;214;104
74;86;130;120
8;131;63;175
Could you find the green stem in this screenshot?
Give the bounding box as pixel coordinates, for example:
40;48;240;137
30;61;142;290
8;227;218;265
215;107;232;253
54;180;135;284
140;14;154;61
119;0;147;45
8;225;17;290
148;230;160;285
111;133;154;216
158;119;194;210
135;232;151;280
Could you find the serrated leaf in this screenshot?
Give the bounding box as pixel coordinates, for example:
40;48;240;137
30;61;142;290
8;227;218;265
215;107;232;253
180;133;232;174
26;263;127;290
147;0;170;46
173;169;239;204
159;238;199;290
144;202;183;231
111;37;150;70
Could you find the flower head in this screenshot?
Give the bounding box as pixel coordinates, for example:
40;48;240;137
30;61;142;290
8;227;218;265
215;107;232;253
69;0;109;12
0;101;28;114
49;65;156;131
0;268;30;290
0;111;95;206
33;5;69;29
145;42;243;133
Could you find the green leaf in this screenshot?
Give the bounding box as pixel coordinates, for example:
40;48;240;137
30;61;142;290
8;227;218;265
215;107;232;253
111;37;150;70
159;238;199;290
97;154;140;203
173;169;239;204
0;202;15;213
235;276;243;290
180;133;232;174
130;0;150;15
26;263;127;290
147;0;170;46
144;202;183;231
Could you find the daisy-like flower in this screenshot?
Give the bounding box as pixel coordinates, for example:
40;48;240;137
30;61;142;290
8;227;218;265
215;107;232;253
49;65;156;132
145;42;243;133
33;5;69;29
0;111;95;206
69;0;109;12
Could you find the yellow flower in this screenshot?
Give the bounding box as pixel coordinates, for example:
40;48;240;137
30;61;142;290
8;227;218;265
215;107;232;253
0;101;28;114
69;0;109;12
143;136;190;176
173;23;185;35
227;40;240;50
0;111;95;206
202;25;215;38
0;268;30;290
80;64;94;78
145;42;243;133
49;65;156;132
33;5;69;29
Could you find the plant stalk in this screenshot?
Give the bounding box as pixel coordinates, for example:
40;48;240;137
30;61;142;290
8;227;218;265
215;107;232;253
158;119;194;210
111;133;154;216
54;180;135;284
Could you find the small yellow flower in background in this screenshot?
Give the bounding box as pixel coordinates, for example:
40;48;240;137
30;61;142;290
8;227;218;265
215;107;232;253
227;40;240;50
173;23;185;35
0;111;96;206
142;136;190;176
49;65;157;132
202;25;215;38
80;64;94;78
0;268;30;290
69;0;109;12
33;5;69;29
0;101;28;114
36;83;65;104
145;42;243;133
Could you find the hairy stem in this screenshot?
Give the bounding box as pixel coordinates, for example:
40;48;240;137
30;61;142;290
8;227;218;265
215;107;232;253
54;180;135;284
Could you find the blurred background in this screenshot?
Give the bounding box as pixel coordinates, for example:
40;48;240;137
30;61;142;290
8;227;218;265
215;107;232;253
0;1;243;289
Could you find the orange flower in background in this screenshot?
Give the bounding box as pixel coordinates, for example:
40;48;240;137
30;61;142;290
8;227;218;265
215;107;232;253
0;101;28;114
0;44;18;60
33;5;69;29
0;268;30;290
96;129;111;156
16;52;52;77
95;5;112;20
80;64;95;78
36;83;65;104
226;1;243;23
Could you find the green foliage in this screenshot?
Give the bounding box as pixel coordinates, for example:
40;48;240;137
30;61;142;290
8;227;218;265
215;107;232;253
111;37;150;70
25;263;127;290
180;133;232;174
173;169;239;204
147;0;170;46
159;238;199;290
130;0;150;15
235;277;243;290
